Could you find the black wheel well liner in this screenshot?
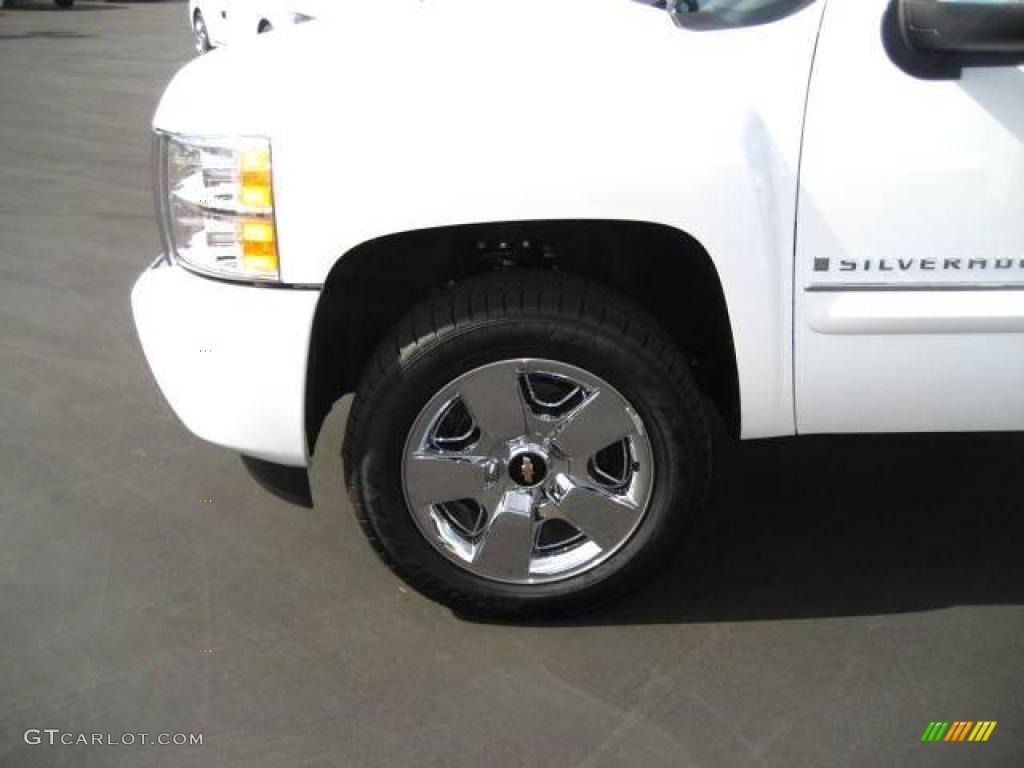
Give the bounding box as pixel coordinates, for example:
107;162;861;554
304;220;739;455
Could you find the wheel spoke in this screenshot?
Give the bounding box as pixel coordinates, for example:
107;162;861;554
458;364;528;444
404;453;491;510
551;389;639;460
551;475;643;551
472;489;536;581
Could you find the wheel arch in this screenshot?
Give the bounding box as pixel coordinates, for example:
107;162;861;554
304;220;739;456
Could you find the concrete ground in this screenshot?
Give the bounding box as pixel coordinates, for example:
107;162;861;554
1;2;1023;766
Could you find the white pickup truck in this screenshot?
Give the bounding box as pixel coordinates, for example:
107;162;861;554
132;0;1024;617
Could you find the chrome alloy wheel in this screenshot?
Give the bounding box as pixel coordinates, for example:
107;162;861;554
402;359;655;585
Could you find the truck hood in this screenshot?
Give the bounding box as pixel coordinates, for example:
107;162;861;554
154;0;684;137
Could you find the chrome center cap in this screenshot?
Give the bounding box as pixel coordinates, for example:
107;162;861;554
508;451;548;488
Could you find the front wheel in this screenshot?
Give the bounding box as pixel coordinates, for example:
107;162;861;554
193;11;212;54
343;271;711;618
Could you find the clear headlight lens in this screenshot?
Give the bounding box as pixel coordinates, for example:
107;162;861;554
160;135;279;282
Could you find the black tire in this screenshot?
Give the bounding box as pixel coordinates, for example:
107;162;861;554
193;11;212;54
343;271;711;619
54;0;73;7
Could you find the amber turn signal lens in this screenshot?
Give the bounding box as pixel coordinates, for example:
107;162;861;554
240;147;273;210
240;219;278;275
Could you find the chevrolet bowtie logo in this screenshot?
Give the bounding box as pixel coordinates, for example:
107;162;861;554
521;457;535;485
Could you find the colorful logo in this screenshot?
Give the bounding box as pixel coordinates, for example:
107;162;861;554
921;721;997;743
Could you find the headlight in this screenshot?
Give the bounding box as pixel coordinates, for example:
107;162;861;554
156;134;279;282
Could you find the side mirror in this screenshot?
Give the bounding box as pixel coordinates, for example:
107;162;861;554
899;0;1024;54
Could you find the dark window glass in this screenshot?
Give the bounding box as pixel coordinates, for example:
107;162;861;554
666;0;819;30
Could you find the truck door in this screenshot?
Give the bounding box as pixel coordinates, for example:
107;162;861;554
795;0;1024;433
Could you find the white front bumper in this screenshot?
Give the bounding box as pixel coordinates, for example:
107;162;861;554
131;261;321;467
